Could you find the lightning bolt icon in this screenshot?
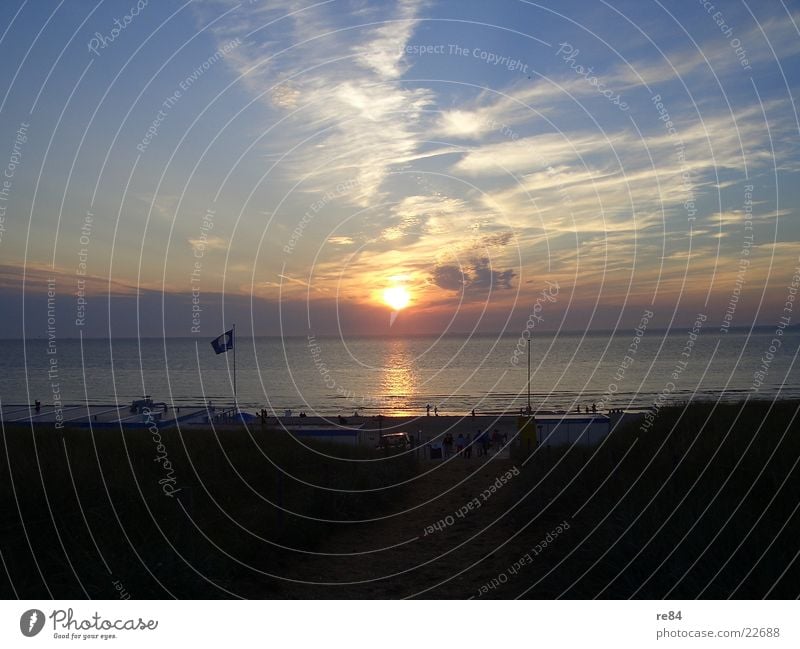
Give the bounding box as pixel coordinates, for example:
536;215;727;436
28;611;37;632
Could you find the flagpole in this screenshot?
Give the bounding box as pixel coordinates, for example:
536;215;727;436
527;336;531;414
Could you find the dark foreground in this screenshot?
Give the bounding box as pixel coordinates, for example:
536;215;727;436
1;400;799;598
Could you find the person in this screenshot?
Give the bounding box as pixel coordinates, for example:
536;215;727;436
456;433;465;456
492;429;502;453
592;402;597;413
464;433;472;458
434;406;439;416
585;405;589;414
426;403;431;416
443;432;454;457
480;429;490;456
34;400;41;413
471;408;476;418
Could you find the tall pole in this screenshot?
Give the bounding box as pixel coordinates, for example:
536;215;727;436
233;323;237;404
527;337;531;414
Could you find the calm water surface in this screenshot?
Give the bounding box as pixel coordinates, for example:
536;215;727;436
1;330;797;415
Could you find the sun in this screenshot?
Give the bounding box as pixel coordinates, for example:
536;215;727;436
383;285;411;311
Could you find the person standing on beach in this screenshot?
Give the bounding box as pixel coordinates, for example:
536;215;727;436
426;403;431;416
443;432;453;457
480;429;490;456
464;433;473;458
456;433;465;456
492;429;502;453
434;406;439;416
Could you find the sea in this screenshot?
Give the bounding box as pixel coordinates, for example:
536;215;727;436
1;329;797;416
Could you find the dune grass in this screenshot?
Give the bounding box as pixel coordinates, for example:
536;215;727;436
0;423;416;598
2;400;798;598
506;400;800;598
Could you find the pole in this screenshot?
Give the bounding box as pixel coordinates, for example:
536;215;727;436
527;337;531;414
233;323;237;404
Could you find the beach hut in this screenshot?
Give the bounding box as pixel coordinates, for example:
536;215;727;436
532;413;610;447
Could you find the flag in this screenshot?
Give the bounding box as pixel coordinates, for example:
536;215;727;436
210;329;234;354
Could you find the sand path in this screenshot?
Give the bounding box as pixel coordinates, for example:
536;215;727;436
272;448;529;599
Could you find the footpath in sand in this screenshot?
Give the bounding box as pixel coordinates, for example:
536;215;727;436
272;446;538;599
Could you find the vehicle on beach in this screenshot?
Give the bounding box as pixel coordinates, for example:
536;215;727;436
378;432;412;451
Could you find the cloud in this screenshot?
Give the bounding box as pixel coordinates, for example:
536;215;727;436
431;264;465;291
327;235;355;245
431;257;516;293
270;79;300;108
434;80;575;140
191;1;800;319
351;0;423;79
0;263;139;296
203;0;434;207
471;257;516;290
188;235;228;253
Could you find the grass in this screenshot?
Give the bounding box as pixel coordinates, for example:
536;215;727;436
2;400;799;598
506;400;800;598
0;423;415;598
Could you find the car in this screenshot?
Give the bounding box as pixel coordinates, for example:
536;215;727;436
378;432;413;451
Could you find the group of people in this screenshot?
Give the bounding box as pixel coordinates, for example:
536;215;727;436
426;404;439;416
440;428;506;458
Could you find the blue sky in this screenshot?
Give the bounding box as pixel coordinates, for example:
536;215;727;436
0;0;798;337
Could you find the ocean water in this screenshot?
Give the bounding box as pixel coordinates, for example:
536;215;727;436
1;329;797;415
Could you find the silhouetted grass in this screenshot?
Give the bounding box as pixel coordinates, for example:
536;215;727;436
0;423;415;598
507;400;800;598
3;401;798;599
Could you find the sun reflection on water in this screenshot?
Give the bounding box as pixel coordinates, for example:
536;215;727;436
378;339;418;416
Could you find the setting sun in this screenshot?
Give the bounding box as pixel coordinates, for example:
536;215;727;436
383;286;411;311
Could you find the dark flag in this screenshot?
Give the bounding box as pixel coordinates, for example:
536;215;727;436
210;329;234;354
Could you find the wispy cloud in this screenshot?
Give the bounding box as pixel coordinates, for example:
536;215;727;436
204;0;435;207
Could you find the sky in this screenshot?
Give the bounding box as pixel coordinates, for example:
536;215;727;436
0;0;799;338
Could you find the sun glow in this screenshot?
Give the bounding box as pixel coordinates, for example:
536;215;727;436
383;286;411;311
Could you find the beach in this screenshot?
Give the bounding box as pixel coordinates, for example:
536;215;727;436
3;400;798;598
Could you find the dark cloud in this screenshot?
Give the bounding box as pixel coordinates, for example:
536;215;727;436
480;231;514;248
430;257;516;293
471;257;516;290
431;265;466;291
